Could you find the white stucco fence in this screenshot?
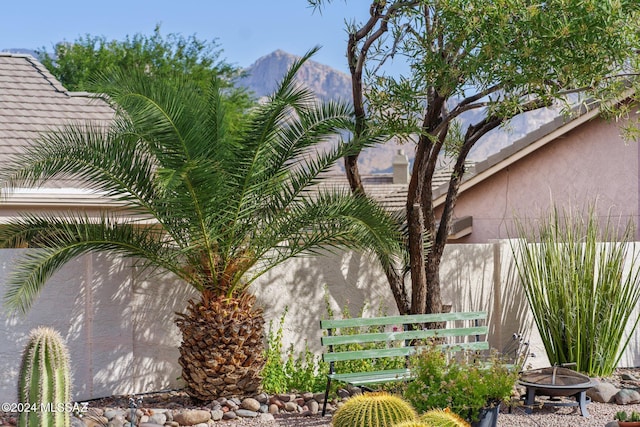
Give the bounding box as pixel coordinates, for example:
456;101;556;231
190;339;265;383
1;240;639;403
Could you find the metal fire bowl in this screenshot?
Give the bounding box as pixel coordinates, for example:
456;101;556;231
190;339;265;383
519;366;596;397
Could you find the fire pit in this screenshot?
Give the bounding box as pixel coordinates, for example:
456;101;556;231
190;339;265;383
518;366;597;417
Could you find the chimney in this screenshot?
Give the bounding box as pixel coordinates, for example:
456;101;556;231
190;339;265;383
392;149;409;184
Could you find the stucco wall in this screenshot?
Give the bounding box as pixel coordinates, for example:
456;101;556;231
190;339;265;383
3;241;640;403
450;116;640;243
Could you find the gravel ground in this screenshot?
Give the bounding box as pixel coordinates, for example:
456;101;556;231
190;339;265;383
229;400;640;426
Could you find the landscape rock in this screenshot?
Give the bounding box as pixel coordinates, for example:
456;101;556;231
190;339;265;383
173;409;211;425
307;400;319;415
148;412;167;425
236;409;259;418
588;382;620;403
616;388;640;405
284;401;298;412
253;393;269;404
210;409;224;421
240;398;261;412
222;411;237;420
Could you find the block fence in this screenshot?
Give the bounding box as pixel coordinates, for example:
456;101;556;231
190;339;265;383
1;240;639;402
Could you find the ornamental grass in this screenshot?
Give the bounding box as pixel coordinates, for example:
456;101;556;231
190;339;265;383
512;205;640;376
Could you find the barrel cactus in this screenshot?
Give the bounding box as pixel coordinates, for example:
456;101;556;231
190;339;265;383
420;409;470;427
392;409;470;427
18;326;72;427
332;392;417;427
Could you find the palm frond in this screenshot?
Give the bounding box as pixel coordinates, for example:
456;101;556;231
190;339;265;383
0;213;186;314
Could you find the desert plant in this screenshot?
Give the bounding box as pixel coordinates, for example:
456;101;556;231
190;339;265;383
332;392;417;427
392;409;470;427
420;409;471;427
404;345;518;424
616;410;640;422
0;48;401;400
262;307;327;393
18;326;71;427
512;205;640;376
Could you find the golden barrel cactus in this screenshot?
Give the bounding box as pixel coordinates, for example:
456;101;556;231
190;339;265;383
332;392;417;427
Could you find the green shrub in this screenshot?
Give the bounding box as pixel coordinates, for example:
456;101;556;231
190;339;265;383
404;345;517;423
262;308;327;393
262;297;404;394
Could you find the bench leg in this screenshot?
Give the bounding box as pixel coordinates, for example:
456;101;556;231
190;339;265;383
322;377;332;417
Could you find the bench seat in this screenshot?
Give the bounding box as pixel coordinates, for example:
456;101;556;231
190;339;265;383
319;310;489;416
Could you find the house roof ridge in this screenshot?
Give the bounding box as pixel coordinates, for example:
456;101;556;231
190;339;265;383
18;54;69;94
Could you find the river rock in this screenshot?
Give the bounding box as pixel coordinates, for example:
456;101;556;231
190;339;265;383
307;400;319;415
240;398;261;412
284;401;298;412
210;409;224;421
236;409;259;418
172;409;211;425
222;411;237;420
253;393;269;404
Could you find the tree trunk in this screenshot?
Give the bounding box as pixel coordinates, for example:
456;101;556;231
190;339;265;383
408;203;427;314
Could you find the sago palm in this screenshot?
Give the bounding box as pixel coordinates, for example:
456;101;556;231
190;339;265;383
0;49;401;399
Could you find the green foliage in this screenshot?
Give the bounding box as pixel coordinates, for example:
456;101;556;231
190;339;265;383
616;411;629;421
262;298;406;394
262;310;290;393
262;308;327;393
0;48;402;313
311;0;640;317
37;25;239;92
512;205;640;376
616;410;640;421
332;392;417;427
404;346;518;423
18;327;71;427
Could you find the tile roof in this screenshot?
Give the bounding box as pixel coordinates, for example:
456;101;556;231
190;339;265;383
0;53;114;164
319;174;408;211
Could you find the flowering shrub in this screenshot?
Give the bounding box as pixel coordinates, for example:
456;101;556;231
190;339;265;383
404;345;518;423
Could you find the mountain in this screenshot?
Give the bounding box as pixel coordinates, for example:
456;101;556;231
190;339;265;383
237;50;352;102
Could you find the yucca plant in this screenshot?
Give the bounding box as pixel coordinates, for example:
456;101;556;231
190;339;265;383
0;48;402;399
512;204;640;376
18;326;71;427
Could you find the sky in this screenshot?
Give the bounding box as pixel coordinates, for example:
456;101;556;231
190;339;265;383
1;0;379;74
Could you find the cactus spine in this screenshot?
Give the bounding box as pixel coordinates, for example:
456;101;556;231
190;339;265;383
18;326;72;427
332;392;417;427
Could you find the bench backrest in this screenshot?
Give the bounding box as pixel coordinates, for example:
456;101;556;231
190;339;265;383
320;311;489;363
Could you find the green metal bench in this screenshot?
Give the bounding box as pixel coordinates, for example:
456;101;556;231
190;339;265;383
319;311;489;416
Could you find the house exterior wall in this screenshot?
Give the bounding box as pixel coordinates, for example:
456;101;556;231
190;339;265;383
447;116;639;243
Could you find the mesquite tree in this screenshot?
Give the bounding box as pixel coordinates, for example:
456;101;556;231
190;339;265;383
310;0;640;315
